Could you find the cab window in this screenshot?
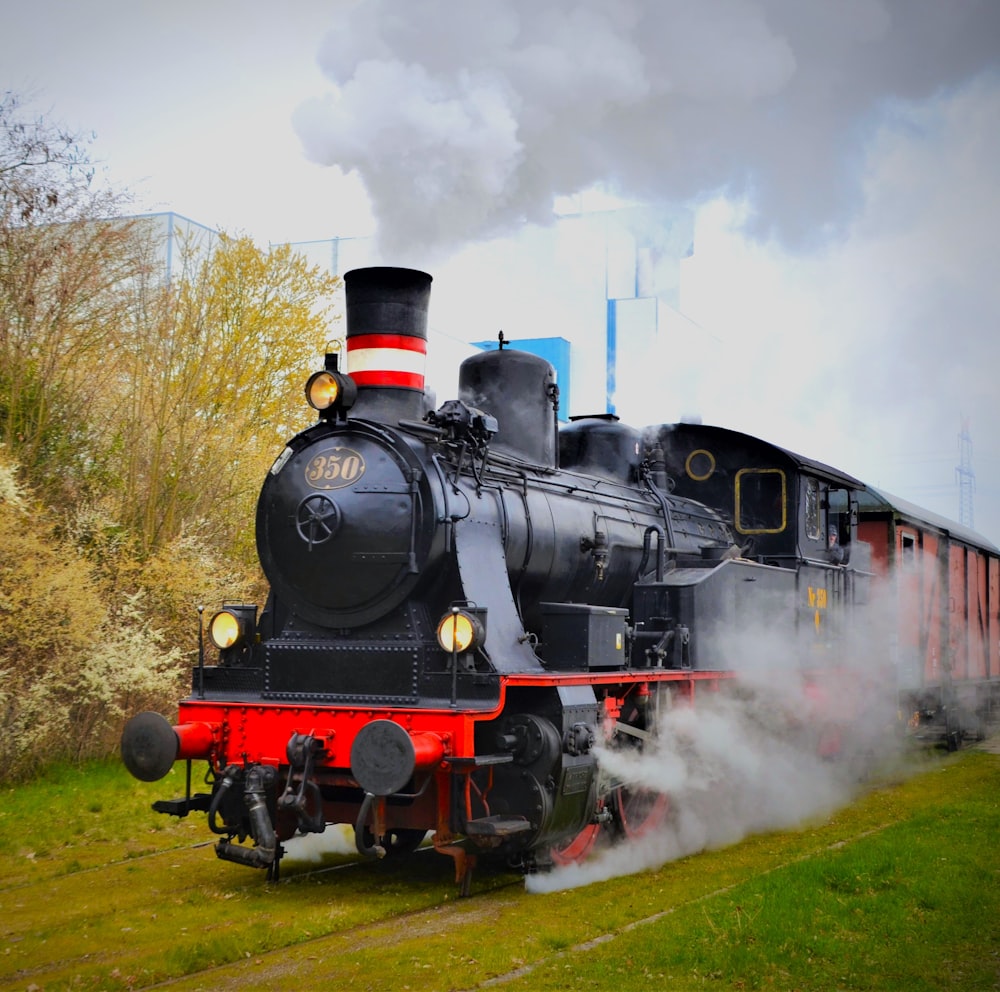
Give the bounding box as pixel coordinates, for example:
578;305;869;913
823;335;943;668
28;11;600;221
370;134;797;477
735;469;786;534
805;477;821;539
827;487;850;545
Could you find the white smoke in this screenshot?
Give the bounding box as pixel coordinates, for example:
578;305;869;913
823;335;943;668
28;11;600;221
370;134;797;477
528;701;841;893
294;0;1000;258
281;823;359;863
291;1;1000;541
527;595;906;893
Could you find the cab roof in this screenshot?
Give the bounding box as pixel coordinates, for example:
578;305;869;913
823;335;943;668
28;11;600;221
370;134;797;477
651;423;865;489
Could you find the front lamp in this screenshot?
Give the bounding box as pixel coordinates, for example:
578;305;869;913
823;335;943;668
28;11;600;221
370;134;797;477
436;607;486;654
208;604;257;651
306;369;357;416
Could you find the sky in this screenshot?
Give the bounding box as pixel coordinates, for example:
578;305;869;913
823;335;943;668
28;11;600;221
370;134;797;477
3;0;1000;542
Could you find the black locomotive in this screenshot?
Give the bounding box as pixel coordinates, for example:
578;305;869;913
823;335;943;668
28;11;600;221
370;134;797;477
122;266;878;886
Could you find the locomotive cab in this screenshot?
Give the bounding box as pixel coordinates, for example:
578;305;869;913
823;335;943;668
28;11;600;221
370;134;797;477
647;422;867;567
638;422;873;676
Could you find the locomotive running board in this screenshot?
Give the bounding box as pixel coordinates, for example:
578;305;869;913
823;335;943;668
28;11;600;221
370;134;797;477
454;516;545;673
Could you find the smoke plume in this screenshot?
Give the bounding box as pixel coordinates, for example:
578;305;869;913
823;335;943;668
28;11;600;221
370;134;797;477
528;606;904;893
294;0;1000;257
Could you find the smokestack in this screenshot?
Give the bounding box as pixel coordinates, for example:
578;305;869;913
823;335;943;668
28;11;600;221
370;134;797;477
344;266;433;421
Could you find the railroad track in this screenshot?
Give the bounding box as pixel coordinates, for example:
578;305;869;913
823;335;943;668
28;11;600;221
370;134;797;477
0;832;518;992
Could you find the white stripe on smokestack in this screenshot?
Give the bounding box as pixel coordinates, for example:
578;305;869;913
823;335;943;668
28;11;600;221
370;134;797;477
346;332;427;389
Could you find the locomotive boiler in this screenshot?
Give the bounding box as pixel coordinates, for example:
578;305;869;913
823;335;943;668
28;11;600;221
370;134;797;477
121;266;858;885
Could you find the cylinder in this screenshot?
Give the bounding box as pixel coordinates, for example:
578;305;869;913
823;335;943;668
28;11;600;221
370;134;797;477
175;721;216;760
121;713;218;782
410;731;446;771
559;415;643;483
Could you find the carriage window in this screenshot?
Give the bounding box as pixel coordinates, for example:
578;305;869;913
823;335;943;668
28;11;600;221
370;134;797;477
735;469;786;534
827;487;850;546
805;478;821;539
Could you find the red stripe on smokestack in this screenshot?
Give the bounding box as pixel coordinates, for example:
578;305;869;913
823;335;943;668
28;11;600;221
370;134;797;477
350;370;425;388
349;333;427;354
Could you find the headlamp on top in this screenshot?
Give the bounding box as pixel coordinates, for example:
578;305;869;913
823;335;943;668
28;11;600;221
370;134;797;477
306;351;357;418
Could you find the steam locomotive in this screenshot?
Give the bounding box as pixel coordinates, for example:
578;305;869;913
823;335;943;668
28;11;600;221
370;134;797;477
121;266;999;887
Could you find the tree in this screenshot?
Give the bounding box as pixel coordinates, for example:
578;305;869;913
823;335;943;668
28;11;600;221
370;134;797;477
0;94;344;778
0;448;183;778
0;90;97;223
1;93;342;562
0;91;150;499
102;231;341;560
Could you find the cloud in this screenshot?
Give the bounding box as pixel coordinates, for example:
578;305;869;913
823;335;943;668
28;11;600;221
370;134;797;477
295;0;1000;256
646;73;1000;541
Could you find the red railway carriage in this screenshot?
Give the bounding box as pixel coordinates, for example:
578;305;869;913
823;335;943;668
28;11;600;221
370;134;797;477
857;487;1000;745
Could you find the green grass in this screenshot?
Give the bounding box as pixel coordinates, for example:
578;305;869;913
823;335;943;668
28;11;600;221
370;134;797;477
0;758;206;888
0;749;998;991
504;751;1000;992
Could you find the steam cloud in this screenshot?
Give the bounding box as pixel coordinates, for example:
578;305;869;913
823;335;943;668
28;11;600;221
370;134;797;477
528;608;904;893
293;0;1000;257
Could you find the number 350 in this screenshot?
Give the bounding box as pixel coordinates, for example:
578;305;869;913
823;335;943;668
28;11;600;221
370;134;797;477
305;448;365;489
